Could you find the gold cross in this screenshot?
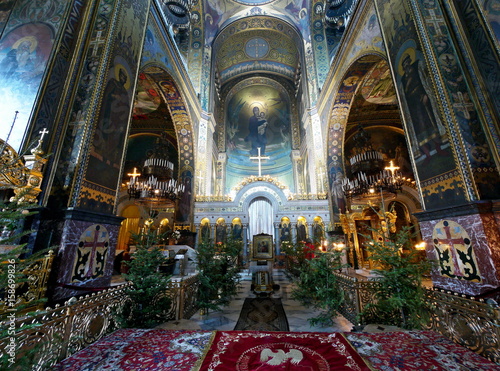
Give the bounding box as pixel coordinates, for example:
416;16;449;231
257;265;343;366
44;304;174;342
384;160;400;177
127;167;141;182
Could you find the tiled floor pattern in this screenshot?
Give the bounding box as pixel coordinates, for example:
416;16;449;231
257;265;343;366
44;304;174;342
156;269;354;332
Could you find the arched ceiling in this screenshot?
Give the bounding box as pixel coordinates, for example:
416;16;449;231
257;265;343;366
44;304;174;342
213;16;301;86
161;0;360;88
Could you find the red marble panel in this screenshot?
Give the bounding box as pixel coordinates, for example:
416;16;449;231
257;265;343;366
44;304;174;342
420;212;500;296
52;219;119;302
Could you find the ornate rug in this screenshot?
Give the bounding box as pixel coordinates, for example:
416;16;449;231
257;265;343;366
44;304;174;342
345;331;499;370
54;329;213;371
233;297;289;332
196;331;372;370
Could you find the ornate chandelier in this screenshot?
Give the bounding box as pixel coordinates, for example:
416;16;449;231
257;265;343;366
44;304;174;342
342;160;405;200
342;125;407;201
127;157;184;207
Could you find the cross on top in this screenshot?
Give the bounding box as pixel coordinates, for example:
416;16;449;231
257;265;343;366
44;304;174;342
384;160;400;177
39;128;49;142
128;167;141;183
250;147;270;177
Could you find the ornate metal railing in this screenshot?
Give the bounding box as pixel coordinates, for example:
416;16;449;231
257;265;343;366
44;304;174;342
0;274;200;370
424;288;500;364
1;284;129;370
334;272;500;364
0;250;55;317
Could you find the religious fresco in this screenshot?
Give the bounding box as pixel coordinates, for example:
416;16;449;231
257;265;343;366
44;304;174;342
346;5;384;61
86;59;132;190
0;22;55;150
225;84;293;192
132;72;162;117
360;60;397;105
449;0;500;199
140;20;173;72
374;0;467;208
482;0;500;40
432;220;480;282
0;0;16;36
0;0;67;151
71;224;110;282
80;0;150;213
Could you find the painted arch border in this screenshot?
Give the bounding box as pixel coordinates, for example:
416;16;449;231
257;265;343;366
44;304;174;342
140;64;195;177
325;53;392;211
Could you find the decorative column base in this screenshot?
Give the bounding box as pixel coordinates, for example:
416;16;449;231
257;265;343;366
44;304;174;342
48;209;124;302
415;201;500;296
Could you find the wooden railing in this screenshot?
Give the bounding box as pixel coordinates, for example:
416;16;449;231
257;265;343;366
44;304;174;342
334;272;500;364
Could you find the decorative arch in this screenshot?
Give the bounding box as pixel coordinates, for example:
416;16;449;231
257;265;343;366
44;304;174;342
236;181;287;210
139;65;195;223
326;54;392;214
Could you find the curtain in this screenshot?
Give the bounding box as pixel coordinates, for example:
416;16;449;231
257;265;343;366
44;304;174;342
117;217;140;250
248;197;273;238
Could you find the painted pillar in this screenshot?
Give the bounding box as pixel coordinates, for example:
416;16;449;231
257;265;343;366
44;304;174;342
375;0;500;295
40;0;152;302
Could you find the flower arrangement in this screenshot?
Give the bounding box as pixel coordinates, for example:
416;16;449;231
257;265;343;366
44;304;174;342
169;229;181;241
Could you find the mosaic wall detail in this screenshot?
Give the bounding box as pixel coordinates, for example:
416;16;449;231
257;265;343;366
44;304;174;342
215;28;299;85
187;0;203;95
72;224;110;282
374;0;467;209
0;0;68;151
79;0;150;214
415;0;500;200
432;220;480;282
311;1;329;88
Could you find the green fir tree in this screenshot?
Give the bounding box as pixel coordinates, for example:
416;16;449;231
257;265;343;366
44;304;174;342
115;229;172;328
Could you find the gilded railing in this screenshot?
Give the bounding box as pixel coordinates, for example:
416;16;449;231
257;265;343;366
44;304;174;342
424;288;500;364
333;272;500;364
1;284;129;370
1;274;200;370
0;250;55;317
164;275;200;320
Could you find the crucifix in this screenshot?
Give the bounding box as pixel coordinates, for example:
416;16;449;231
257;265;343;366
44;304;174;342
250;147;269;176
437;225;466;277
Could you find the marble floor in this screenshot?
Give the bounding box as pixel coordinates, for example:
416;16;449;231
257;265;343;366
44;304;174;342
155;269;354;333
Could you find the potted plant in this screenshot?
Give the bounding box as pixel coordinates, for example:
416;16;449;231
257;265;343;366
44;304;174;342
116;229;172;328
291;248;345;326
360;222;433;329
196;237;242;313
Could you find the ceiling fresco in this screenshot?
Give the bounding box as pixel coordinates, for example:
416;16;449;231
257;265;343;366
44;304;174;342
216;28;299;84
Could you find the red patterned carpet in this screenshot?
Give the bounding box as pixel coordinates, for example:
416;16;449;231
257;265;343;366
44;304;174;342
345;331;499;371
54;329;499;370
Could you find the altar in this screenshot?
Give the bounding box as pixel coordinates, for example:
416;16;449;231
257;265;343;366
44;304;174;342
161;245;197;275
